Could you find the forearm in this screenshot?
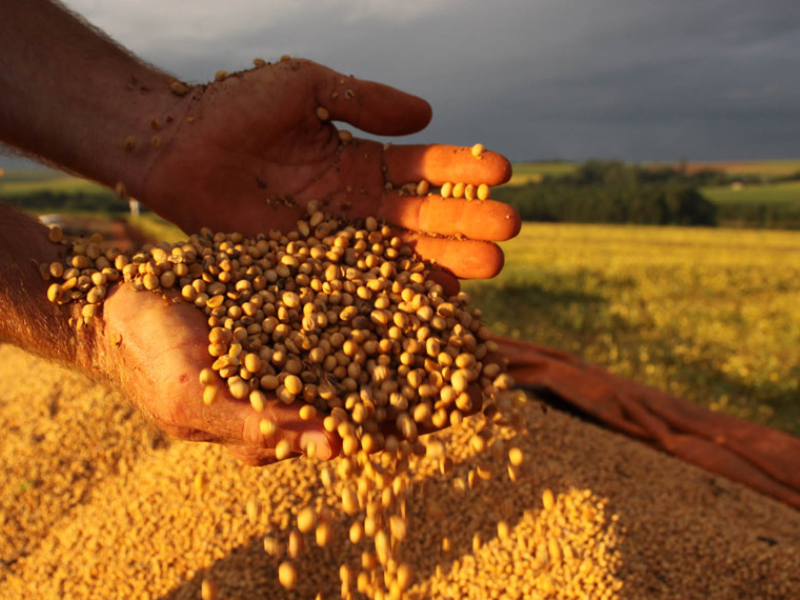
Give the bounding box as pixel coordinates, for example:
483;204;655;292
0;202;98;370
0;0;188;200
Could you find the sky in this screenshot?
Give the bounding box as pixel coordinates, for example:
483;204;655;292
6;0;800;166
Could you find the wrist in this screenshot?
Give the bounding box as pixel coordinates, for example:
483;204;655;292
127;82;197;213
0;0;192;208
70;68;195;206
0;204;98;372
106;73;195;185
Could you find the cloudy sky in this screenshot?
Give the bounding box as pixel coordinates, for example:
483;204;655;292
12;0;800;164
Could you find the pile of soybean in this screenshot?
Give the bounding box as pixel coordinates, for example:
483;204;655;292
2;343;800;599
41;205;523;599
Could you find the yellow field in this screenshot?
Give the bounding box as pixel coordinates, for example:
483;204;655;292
465;224;800;434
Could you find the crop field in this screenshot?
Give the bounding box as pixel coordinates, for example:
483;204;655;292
464;223;800;435
0;167;64;183
0;176;107;197
505;158;800;186
505;162;578;185
0;168;107;196
701;179;800;205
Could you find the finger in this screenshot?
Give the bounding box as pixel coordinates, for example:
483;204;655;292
378;195;521;242
226;446;278;467
395;231;505;280
384;144;512;186
428;268;460;297
198;395;340;460
313;64;432;136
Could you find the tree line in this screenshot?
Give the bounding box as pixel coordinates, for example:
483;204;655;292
494;160;800;228
3;190;135;214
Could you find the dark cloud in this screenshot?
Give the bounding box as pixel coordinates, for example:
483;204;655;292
7;0;800;166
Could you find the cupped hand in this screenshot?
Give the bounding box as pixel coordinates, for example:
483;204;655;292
96;283;340;466
138;58;520;281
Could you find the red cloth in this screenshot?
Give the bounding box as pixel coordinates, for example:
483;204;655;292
494;335;800;510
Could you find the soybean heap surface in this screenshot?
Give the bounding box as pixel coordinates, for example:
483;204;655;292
1;344;799;599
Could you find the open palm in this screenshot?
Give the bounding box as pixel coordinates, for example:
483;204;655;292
139;58;519;281
97;284;338;466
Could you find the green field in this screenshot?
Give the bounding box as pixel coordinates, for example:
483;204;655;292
0;167;64;183
500;159;800;228
0;176;108;196
465;223;800;435
505;158;800;186
701;180;800;204
0;168;108;197
505;162;578;185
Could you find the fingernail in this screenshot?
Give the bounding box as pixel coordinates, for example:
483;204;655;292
300;431;332;460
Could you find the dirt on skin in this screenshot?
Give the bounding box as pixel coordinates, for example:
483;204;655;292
1;343;799;600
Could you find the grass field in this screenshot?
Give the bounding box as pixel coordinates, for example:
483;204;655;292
464;223;800;435
0;167;64;183
504;158;800;186
0;168;108;196
701;180;800;204
505;162;578;185
0;177;108;196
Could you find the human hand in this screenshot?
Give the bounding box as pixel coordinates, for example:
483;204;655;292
135;59;519;282
96;283;340;466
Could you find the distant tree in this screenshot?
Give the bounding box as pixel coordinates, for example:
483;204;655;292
662;185;716;226
494;160;718;227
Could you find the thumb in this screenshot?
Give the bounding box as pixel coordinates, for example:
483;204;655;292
202;395;341;461
311;62;432;136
